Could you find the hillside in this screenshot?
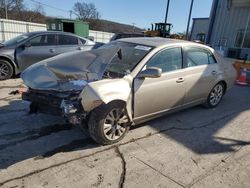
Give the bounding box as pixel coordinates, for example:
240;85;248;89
87;19;143;33
0;8;47;24
0;8;143;34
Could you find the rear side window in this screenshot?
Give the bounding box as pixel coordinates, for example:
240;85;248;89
58;35;79;45
185;47;216;67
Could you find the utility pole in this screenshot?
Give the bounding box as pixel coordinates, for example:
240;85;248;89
186;0;194;40
132;23;136;32
4;0;8;19
164;0;170;25
69;10;73;19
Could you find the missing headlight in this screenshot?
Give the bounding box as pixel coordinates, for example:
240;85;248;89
60;99;78;115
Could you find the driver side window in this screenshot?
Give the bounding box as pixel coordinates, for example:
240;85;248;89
29;34;57;46
146;47;182;73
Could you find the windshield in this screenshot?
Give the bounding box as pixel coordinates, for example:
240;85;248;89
3;33;32;46
102;41;153;78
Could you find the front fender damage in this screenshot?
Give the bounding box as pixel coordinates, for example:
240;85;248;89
80;77;133;122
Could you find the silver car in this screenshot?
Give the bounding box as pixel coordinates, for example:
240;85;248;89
21;37;237;145
0;31;97;80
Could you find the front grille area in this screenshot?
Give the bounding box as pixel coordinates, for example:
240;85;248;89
22;89;80;116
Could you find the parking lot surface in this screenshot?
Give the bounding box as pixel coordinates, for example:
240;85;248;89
0;78;250;188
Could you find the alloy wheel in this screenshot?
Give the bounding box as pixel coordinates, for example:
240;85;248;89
209;84;223;106
103;108;129;141
0;62;10;79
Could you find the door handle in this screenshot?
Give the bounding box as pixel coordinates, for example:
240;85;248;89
176;78;185;83
211;70;217;75
49;49;55;53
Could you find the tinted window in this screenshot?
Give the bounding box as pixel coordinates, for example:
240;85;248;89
58;35;79;45
235;30;250;48
146;47;182;73
186;47;216;67
29;34;56;46
79;38;86;45
208;53;217;64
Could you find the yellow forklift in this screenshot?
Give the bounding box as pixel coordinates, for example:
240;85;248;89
145;23;172;38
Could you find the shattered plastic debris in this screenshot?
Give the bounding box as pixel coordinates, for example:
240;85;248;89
69;80;87;87
9;90;19;95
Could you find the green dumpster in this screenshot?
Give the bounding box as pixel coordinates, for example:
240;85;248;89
47;18;89;38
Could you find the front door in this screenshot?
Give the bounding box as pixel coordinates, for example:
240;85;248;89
133;47;185;120
16;34;57;71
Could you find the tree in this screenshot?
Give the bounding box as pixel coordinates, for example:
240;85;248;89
22;3;46;23
73;1;100;20
0;0;25;19
0;0;46;23
0;0;24;11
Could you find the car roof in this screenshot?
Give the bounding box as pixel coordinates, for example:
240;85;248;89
26;31;86;38
118;37;210;49
115;32;144;35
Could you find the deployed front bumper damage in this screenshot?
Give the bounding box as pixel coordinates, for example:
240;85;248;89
22;77;133;126
22;89;85;125
21;46;133;125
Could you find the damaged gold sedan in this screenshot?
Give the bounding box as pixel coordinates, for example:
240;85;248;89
21;38;236;145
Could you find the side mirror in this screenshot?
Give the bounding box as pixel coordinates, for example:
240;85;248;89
138;67;162;78
24;41;31;48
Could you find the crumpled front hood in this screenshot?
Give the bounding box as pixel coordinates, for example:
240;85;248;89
21;46;120;91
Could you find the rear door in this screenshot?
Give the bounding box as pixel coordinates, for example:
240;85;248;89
182;46;220;105
56;34;92;54
16;33;57;71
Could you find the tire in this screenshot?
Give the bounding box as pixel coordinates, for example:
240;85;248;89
0;59;13;80
79;118;89;132
88;101;130;145
204;82;225;108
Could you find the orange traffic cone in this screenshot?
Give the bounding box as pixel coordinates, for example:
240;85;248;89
236;68;248;86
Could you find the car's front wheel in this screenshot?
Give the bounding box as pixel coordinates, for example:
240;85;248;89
0;59;13;80
204;82;225;108
88;101;130;145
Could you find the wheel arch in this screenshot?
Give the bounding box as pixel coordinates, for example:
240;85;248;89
106;99;126;106
217;80;227;95
80;79;133;121
0;56;17;76
93;99;133;123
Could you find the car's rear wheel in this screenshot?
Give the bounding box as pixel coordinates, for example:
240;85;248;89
204;82;225;108
0;60;13;80
88;101;130;145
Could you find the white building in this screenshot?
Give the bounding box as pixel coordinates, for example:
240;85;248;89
191;0;250;59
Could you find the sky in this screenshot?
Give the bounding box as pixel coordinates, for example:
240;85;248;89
24;0;213;33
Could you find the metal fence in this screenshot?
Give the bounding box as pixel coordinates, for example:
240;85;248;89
0;19;46;42
89;30;114;43
0;19;115;44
